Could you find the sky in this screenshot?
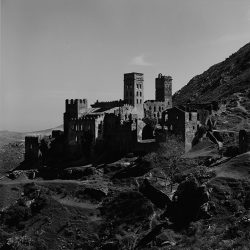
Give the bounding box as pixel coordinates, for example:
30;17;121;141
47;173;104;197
1;0;250;132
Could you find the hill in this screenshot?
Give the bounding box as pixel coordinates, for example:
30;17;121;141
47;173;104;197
173;42;250;130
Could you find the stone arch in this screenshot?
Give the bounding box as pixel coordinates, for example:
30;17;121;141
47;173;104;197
142;124;154;140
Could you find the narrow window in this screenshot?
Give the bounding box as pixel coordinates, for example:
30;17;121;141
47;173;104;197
136;91;138;96
140;92;142;97
140;99;142;104
137;99;138;104
189;112;192;121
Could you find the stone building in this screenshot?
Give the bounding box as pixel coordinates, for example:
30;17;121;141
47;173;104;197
103;113;138;153
144;73;172;123
63;72;145;157
25;72;177;160
163;106;198;152
63;100;122;157
179;102;218;129
124;72;144;119
24;130;65;166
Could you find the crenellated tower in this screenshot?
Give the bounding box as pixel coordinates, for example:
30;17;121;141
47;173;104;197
155;73;172;106
64;99;88;135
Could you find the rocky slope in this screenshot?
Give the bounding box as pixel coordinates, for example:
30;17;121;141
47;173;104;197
0;140;250;250
173;42;250;131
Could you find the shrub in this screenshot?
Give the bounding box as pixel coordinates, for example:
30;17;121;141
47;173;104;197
2;202;31;227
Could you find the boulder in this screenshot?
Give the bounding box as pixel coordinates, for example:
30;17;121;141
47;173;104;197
82;187;108;201
165;177;210;226
139;179;171;209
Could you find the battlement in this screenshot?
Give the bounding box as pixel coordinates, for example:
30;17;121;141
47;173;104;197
65;98;88;117
65;99;88;105
69;114;104;121
122;104;134;108
157;73;172;81
91;99;124;109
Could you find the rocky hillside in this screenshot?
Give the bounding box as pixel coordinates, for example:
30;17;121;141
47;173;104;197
173;42;250;131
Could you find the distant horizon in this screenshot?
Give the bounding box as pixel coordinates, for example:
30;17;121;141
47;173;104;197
1;0;250;132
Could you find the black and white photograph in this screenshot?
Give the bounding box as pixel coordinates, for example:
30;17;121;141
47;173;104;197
0;0;250;249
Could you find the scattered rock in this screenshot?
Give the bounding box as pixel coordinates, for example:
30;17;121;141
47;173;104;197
112;159;152;179
61;166;95;180
139;179;171;209
165;177;210;226
82;187;108;201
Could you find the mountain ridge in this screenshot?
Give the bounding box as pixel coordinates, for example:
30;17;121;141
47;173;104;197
173;42;250;104
173;42;250;131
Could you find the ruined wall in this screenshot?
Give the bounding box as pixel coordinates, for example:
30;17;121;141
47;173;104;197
213;130;238;146
25;136;40;162
165;107;186;140
144;101;169;123
162;107;198;152
104;113;138;153
197;109;211;126
185;112;198;152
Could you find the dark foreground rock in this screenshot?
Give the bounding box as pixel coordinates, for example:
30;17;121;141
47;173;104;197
139;179;171;209
164;177;210;226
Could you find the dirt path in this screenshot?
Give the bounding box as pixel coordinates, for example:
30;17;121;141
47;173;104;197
53;195;99;210
0;178;97;186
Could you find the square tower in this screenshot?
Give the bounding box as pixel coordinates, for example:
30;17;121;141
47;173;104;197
155;73;172;105
124;72;144;108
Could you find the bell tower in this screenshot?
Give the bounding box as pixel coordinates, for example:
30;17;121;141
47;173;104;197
124;72;144;118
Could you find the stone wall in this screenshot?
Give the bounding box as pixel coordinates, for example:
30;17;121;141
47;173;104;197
144;100;171;123
103;113;138;153
239;130;250;153
25;136;40;162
